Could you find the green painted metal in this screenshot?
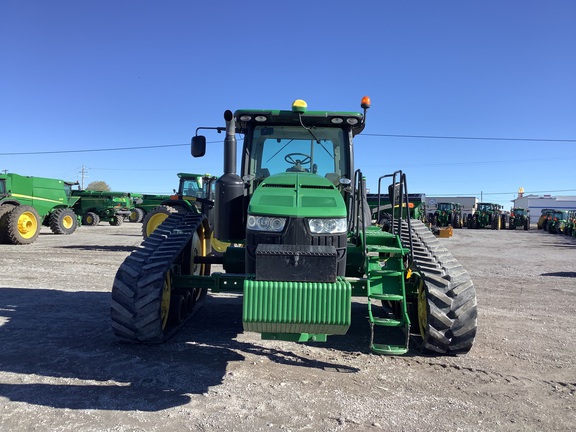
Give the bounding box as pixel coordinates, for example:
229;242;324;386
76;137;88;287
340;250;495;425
243;278;352;338
0;173;79;219
248;174;347;218
72;190;133;223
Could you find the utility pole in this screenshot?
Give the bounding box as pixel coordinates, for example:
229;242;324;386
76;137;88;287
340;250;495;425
79;165;88;189
1;169;8;174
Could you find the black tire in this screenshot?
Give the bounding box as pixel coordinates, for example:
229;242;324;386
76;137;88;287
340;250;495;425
110;212;208;343
0;204;17;243
142;205;179;239
82;211;100;226
109;215;123;226
524;219;530;231
128;207;145;223
49;208;78;235
401;219;477;355
4;205;41;245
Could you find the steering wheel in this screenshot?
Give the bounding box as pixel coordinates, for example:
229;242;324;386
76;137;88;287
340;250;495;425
284;153;311;166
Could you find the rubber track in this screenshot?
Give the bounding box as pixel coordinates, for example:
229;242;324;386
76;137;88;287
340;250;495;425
400;219;478;354
110;211;204;343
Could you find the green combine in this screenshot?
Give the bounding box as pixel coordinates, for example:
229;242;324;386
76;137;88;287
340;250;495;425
0;173;79;244
110;98;477;355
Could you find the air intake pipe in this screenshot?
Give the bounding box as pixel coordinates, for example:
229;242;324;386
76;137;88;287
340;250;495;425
214;110;245;242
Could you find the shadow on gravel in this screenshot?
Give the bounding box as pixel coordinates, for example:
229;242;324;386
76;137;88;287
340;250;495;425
541;272;576;278
0;287;363;411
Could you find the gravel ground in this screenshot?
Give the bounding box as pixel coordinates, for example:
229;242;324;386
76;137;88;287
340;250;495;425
0;223;575;431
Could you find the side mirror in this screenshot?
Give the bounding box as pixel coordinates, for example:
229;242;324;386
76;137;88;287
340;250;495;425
191;135;206;157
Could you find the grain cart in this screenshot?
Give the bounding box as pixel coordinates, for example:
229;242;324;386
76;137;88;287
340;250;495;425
128;193;170;223
508;207;530;230
141;173;217;239
111;98;477;356
431;202;463;228
366;193;427;228
0;173;79;244
72;190;133;226
467;202;505;229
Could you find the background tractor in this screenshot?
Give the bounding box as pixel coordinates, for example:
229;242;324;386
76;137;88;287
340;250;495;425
0;173;80;244
366;193;427;230
110;98;477;356
546;210;570;234
467;202;505;230
508;207;530;230
429;202;463;228
140;173;217;239
537;208;556;230
564;210;576;237
72;190;134;226
128;193;169;223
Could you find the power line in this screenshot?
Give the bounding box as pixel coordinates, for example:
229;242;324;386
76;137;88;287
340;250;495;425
1;133;575;156
363;133;576;143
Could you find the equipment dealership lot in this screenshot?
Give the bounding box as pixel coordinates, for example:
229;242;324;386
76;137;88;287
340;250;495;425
0;224;575;431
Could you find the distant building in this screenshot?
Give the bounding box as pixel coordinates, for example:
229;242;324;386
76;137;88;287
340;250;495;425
512;194;576;224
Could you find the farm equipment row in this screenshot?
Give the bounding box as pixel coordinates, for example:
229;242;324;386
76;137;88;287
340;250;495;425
538;208;576;236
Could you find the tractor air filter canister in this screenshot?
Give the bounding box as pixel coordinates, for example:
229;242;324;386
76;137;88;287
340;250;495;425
214;173;245;242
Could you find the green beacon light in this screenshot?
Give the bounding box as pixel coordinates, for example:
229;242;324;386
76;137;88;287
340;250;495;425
291;99;308;113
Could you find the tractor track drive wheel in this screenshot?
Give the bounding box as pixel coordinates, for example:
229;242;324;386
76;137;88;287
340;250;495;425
400;219;477;354
110;212;209;343
141;205;179;239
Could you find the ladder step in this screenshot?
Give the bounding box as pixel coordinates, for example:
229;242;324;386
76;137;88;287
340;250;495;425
372;317;405;327
369;270;403;277
366;245;404;254
371;343;409;355
369;293;404;301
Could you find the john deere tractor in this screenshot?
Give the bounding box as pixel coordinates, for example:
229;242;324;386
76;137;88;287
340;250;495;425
431;202;463;228
140;173;217;239
467;202;505;229
508;207;530;230
110;98;477;356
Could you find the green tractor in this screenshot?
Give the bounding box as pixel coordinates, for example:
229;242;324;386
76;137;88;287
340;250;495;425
127;193;170;223
72;190;133;226
467;202;505;230
508;207;530;230
430;202;463;228
564;210;576;237
0;173;80;244
546;210;570;234
537;208;556;231
110;98;477;356
140;173;217;239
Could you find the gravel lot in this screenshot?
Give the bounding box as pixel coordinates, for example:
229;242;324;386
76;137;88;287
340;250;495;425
1;223;575;431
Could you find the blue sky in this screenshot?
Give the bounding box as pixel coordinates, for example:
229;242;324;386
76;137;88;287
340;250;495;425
1;1;575;208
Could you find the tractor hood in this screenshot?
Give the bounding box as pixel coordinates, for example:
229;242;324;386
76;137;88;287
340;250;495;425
248;172;346;218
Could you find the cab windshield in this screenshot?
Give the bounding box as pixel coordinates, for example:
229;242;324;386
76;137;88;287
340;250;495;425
247;125;348;184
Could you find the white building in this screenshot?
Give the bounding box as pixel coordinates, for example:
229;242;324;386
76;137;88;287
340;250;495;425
512;194;576;224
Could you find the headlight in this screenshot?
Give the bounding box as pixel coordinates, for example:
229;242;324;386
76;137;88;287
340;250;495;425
247;215;286;232
307;218;347;234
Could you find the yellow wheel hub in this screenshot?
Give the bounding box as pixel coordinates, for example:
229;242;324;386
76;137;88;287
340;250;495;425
18;211;38;239
63;215;74;229
146;213;168;237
